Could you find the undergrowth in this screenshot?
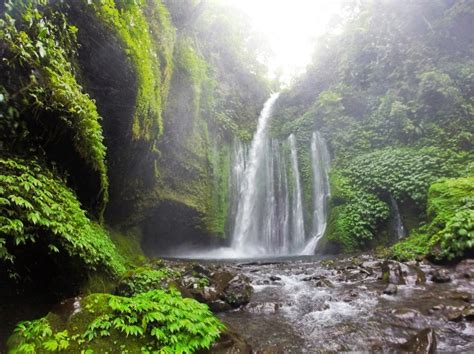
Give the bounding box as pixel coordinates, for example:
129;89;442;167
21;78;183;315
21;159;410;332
0;157;124;277
9;289;225;353
0;0;109;216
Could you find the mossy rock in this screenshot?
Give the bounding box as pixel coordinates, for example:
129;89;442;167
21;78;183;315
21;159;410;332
391;177;474;261
7;288;225;353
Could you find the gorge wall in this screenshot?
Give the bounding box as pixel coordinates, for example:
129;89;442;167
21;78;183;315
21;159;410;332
0;0;269;296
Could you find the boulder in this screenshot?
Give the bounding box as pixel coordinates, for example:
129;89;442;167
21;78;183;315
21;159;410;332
381;261;406;284
207;327;252;354
455;259;474;279
463;305;474;321
430;269;451;283
400;328;437;354
223;274;253;308
383;284;398;295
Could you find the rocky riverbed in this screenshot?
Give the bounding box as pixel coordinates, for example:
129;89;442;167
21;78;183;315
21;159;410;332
212;256;474;353
1;256;473;353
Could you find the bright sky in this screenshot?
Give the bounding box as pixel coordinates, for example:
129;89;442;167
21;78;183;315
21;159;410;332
226;0;346;84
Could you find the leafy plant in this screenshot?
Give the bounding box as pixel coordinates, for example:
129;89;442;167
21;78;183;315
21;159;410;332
9;318;70;353
0;157;124;276
116;266;181;297
0;0;109;215
10;289;225;353
391;177;474;261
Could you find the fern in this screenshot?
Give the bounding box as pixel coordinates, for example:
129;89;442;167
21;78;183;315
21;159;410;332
0;157;125;276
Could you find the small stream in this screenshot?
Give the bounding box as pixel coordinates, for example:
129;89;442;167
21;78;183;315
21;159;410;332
217;256;474;352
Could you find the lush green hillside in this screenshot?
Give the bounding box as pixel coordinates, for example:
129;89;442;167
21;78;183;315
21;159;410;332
272;0;474;258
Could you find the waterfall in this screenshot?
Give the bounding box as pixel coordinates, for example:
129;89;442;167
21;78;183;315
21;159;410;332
229;95;330;257
228;139;248;237
231;93;281;255
231;93;306;256
288;134;306;252
302;131;331;255
390;196;406;240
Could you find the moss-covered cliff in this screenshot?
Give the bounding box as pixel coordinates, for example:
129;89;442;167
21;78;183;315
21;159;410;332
0;0;268;303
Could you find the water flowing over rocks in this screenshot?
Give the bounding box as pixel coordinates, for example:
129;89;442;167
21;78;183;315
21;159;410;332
213;256;474;352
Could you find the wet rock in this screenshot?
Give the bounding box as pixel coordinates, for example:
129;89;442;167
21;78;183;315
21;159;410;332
208;326;252;354
208;300;233;313
429;304;445;315
223;274;252;308
381;261;406;284
383;284;398;295
455;259;474;278
212;271;235;293
430;269;451;283
302;275;318;282
256;346;281;354
463;305;474;321
314;278;333;287
269;275;281;281
342;292;358;302
446;309;464;322
392;308;421;320
191;264;212;277
404;262;427;285
313;302;331;311
447;291;471;303
247;302;281;314
400;328;437;354
51;296;82;322
180;266;252;312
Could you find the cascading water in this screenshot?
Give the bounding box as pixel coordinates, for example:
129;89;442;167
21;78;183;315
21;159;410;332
230;94;331;257
228;139;248;237
302;131;331;255
231;93;307;256
231;93;283;255
390;196;406;240
288;134;306;252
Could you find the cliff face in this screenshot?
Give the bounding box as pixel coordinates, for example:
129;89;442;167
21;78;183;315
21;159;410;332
0;0;268;292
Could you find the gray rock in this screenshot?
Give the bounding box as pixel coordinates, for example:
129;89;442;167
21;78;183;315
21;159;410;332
463;305;474;321
400;328;437;354
208;325;252;354
223;274;252;308
383;284;398;295
431;269;451;283
455;259;474;278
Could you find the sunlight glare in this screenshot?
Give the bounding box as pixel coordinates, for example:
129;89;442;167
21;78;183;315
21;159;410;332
225;0;345;83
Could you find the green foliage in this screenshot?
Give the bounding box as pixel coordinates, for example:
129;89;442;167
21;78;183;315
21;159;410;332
344;147;469;204
10;290;225;353
272;1;474;256
438;201;474;260
0;0;109;215
392;177;474;261
428;177;474;260
89;0;172;141
326;190;390;252
9;318;70;353
116;266;180;297
324;147;471;251
0;157;125;276
390;230;433;261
